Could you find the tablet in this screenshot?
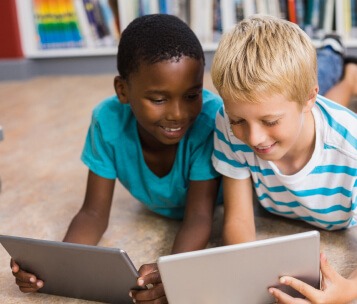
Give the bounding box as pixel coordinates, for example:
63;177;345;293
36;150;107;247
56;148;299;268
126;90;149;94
0;234;140;303
158;230;320;304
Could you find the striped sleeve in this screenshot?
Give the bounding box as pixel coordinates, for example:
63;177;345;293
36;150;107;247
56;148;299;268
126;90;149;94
212;105;251;179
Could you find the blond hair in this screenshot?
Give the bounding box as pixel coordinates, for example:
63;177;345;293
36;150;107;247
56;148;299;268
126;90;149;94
211;15;317;105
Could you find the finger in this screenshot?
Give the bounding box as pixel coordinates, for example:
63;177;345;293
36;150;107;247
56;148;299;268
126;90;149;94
10;259;19;273
269;287;308;304
18;283;43;293
279;276;321;300
137;263;159;278
130;283;166;302
319;252;335;282
16;277;43;288
134;295;168;304
137;269;161;287
12;267;38;283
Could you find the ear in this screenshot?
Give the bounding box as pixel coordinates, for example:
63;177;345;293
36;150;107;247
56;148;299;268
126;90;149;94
303;85;318;113
114;76;129;104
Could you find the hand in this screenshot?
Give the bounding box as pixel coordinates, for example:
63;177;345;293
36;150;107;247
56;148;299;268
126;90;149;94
10;259;44;293
129;263;167;304
269;253;355;304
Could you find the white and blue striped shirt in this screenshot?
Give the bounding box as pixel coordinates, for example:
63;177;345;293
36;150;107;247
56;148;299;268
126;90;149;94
212;95;357;230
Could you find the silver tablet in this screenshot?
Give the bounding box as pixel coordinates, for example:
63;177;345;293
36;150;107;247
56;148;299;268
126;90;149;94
0;234;140;303
158;230;320;304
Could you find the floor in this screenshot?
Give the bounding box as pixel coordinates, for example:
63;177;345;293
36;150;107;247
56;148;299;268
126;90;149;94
0;73;357;303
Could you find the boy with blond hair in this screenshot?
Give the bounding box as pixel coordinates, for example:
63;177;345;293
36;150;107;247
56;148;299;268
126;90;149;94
211;15;357;303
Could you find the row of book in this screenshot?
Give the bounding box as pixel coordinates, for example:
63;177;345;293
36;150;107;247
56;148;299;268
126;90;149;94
221;0;334;40
337;0;357;39
118;0;221;45
32;0;119;49
31;0;357;51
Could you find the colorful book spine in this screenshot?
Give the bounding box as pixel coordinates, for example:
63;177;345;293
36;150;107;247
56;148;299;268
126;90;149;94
343;0;352;37
351;0;357;38
32;0;83;49
287;0;297;24
82;0;114;46
99;0;119;42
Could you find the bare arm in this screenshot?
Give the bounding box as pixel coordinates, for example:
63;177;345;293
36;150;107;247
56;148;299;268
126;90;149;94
223;176;255;245
171;178;220;253
11;170;115;292
130;178;220;303
63;170;115;245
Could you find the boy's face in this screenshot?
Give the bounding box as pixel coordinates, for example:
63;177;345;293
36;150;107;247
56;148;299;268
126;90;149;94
115;57;204;147
224;92;316;164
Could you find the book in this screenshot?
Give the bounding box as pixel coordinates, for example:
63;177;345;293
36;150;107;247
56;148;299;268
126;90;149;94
99;0;119;43
82;0;115;46
118;0;139;32
190;0;214;44
278;0;288;19
323;0;335;35
266;0;281;18
32;0;84;49
287;0;297;24
62;0;83;48
139;0;159;15
351;0;357;38
213;0;222;41
343;0;352;38
243;0;256;18
256;0;268;15
74;0;96;47
295;0;305;28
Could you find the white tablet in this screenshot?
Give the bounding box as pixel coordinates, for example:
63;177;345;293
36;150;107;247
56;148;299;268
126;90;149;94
158;230;320;304
0;234;141;303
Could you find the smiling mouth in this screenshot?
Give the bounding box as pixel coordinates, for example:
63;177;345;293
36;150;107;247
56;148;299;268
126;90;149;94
256;144;274;149
254;142;277;153
161;126;183;132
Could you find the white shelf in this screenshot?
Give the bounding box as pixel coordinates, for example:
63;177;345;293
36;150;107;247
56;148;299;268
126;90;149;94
14;0;357;60
23;47;118;59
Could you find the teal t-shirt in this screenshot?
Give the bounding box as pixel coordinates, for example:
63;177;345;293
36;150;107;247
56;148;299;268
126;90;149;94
81;89;222;219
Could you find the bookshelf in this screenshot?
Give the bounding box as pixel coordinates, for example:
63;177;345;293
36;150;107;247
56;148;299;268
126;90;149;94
8;0;357;72
336;0;357;48
15;0;119;58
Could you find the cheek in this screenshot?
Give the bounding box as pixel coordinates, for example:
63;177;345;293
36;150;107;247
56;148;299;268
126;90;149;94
188;102;202;119
231;126;245;141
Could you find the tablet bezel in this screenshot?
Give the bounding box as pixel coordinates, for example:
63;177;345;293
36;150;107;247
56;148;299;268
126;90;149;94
158;230;320;304
0;234;140;303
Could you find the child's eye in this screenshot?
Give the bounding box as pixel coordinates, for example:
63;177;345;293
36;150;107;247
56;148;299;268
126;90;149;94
263;120;279;126
187;94;198;100
149;98;166;104
185;91;202;101
229;119;245;126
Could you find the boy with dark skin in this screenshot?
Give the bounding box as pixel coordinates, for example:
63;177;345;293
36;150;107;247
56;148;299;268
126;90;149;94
10;14;222;303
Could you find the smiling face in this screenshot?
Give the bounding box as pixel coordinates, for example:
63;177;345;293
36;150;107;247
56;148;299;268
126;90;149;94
224;92;317;168
115;56;204;149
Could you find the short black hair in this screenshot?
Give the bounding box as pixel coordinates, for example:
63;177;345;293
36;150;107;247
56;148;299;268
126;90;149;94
117;14;205;79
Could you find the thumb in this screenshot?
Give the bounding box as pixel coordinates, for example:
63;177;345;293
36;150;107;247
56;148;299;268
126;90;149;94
320;252;336;282
137;263;158;277
10;259;19;273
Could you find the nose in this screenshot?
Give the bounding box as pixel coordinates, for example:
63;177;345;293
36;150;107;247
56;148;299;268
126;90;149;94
244;123;267;147
167;99;187;121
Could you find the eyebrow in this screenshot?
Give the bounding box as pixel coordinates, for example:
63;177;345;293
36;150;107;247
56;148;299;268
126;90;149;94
145;84;203;95
260;114;284;119
225;111;284;120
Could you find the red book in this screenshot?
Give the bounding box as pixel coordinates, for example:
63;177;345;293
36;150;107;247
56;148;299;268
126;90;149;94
287;0;297;24
0;0;23;58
